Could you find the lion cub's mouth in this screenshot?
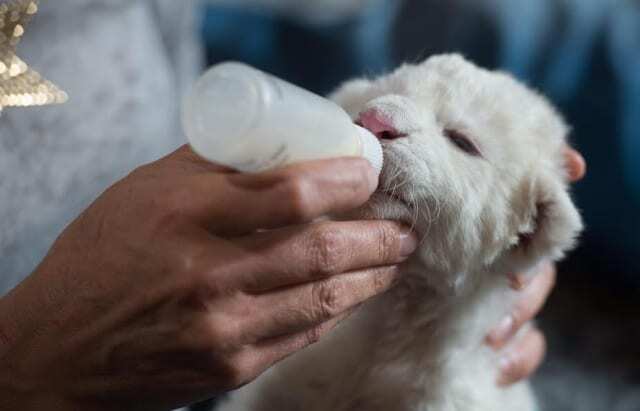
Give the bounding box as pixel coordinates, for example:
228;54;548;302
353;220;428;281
355;112;415;215
375;154;416;216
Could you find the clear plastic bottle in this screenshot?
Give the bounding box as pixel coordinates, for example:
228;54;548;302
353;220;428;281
182;62;383;174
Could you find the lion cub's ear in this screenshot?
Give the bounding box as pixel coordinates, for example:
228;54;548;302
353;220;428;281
505;173;583;272
328;78;374;115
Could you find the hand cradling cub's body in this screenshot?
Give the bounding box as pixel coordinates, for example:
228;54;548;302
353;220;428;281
219;54;583;411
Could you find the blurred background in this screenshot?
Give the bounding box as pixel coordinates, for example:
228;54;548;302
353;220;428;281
196;0;640;410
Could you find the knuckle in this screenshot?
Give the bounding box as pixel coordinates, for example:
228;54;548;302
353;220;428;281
281;175;317;222
173;248;198;277
201;316;237;351
142;189;191;232
509;307;524;328
510;353;534;380
531;328;547;360
162;186;192;217
311;281;343;320
307;224;344;277
218;353;253;389
371;267;396;292
171;244;206;281
376;223;398;262
304;325;324;346
180;314;235;355
501;329;546;384
171;245;227;295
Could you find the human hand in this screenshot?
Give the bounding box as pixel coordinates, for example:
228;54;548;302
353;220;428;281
486;147;586;386
0;146;417;411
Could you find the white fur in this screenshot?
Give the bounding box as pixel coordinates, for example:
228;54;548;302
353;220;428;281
218;55;583;411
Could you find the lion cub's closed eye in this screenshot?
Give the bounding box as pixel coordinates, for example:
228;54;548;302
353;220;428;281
444;128;482;157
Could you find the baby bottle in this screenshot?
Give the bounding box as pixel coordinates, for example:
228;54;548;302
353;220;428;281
182;62;383;174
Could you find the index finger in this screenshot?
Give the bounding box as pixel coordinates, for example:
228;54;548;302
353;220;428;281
179;157;379;236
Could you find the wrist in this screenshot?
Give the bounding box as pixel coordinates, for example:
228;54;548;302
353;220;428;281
0;360;88;411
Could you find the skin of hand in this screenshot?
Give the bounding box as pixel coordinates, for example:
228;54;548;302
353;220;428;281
0;145;585;409
487;147;586;386
0;146;419;411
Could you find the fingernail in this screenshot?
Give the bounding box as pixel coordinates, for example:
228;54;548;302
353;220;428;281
366;165;380;193
400;227;419;257
487;315;515;348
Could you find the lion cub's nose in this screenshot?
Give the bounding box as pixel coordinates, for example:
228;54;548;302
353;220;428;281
356;109;406;141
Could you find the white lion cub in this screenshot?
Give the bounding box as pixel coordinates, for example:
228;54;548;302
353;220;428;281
218;54;583;411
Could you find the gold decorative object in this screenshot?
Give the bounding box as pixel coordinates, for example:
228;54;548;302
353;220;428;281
0;0;67;111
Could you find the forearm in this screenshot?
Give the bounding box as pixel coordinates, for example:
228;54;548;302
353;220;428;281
0;276;79;411
0;386;76;411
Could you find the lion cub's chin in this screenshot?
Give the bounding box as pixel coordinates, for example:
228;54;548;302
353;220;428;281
340;192;416;227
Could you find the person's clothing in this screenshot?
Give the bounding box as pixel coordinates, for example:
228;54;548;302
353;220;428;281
0;0;201;296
